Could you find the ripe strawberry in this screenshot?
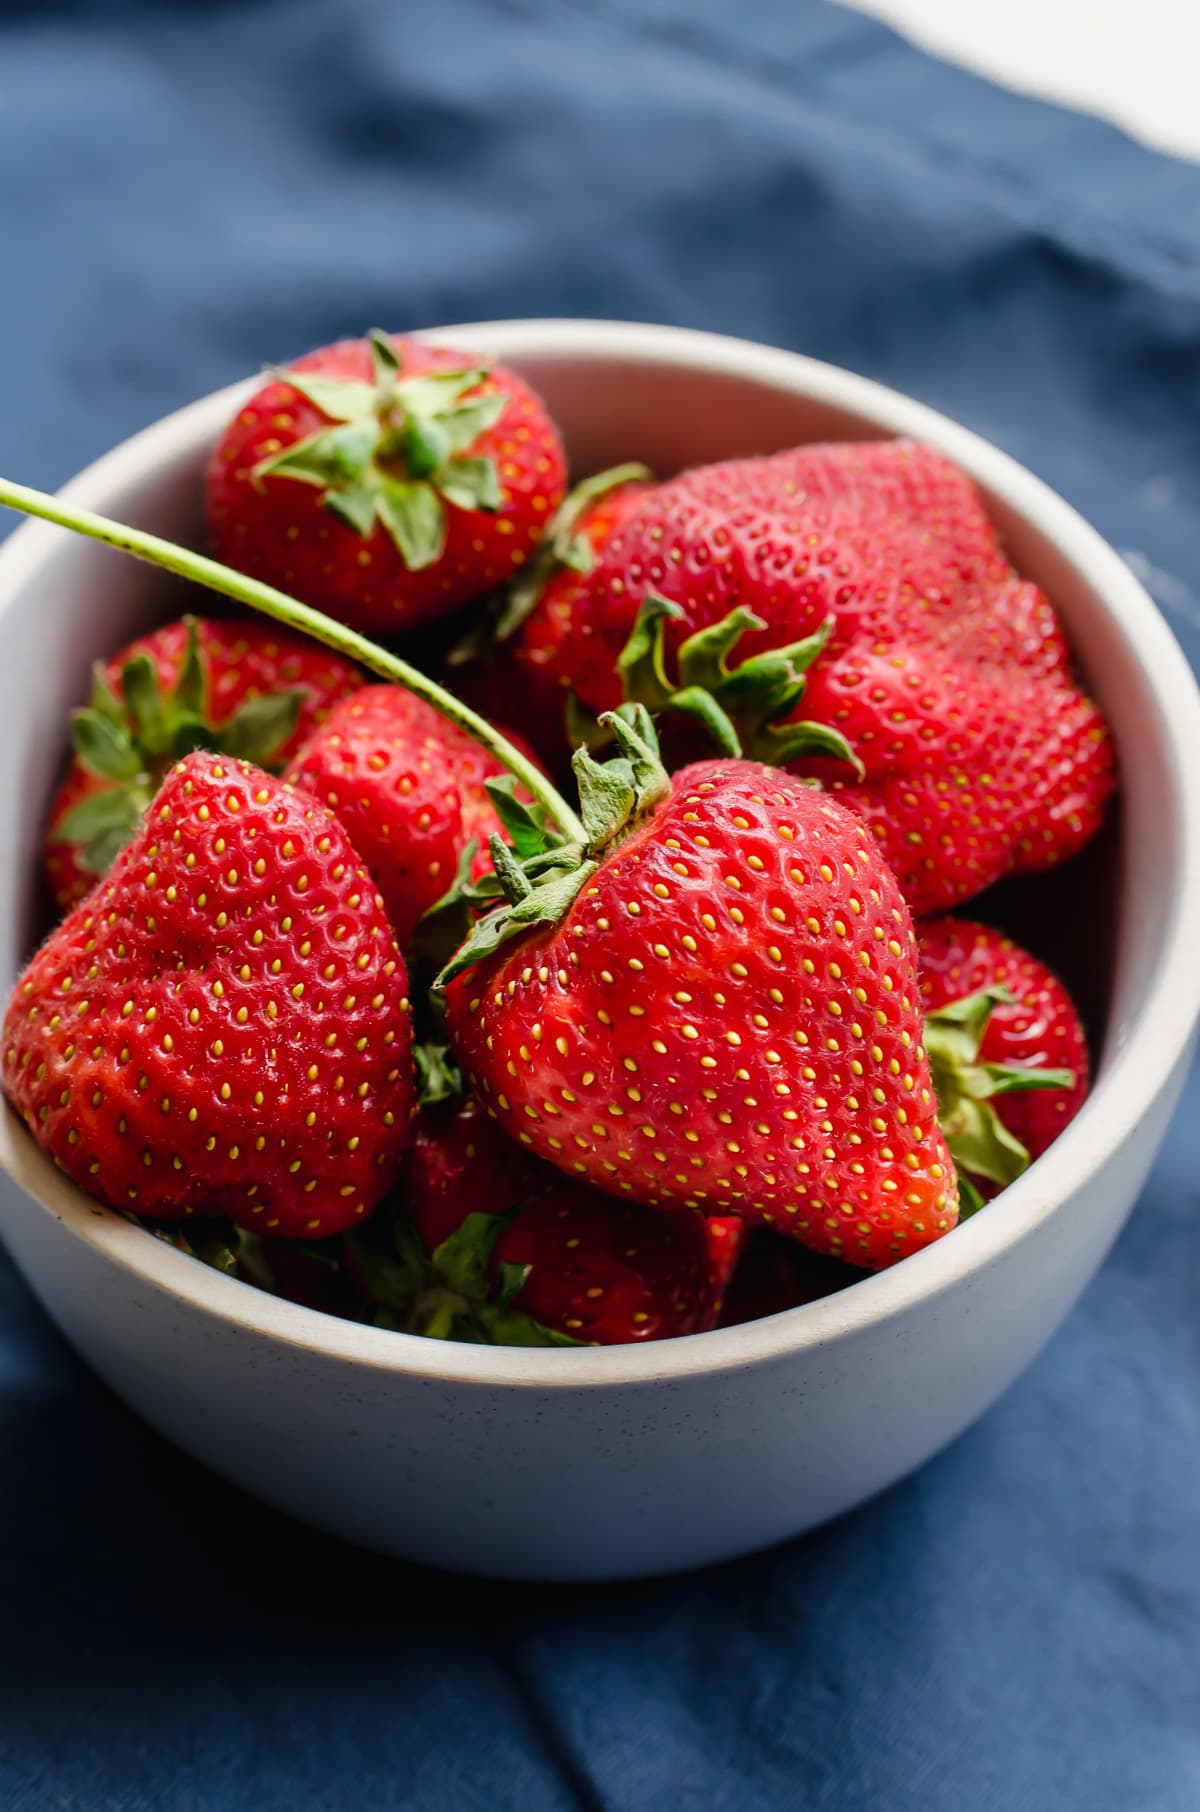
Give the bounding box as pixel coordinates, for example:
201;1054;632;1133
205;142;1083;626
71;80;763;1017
449;465;654;770
548;440;1039;709
403;1091;527;1250
443;716;958;1269
381;1093;745;1344
5;754;414;1237
153;1219;364;1320
918;916;1089;1204
253;1240;365;1316
206;331;567;638
283;684;540;948
523;440;1115;913
43;615;361;914
718;1230;864;1325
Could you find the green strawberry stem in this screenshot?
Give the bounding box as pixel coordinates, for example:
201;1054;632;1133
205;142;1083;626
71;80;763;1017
618;594;864;775
0;477;587;845
434;704;671;987
445;460;655;669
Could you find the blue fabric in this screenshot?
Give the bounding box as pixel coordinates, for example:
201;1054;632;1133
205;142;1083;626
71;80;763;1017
3;2;1200;1806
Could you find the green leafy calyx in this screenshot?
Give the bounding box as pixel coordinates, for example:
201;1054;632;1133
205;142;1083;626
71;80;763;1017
617;594;863;776
434;705;670;988
350;1202;582;1347
446;461;653;666
150;1217;278;1291
924;987;1075;1213
413;1040;464;1107
60;617;304;877
255;330;511;569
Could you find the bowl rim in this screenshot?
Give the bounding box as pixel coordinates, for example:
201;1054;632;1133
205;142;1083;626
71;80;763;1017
2;315;1199;1391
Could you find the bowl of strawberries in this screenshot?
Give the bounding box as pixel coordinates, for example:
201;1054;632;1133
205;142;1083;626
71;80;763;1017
0;318;1197;1580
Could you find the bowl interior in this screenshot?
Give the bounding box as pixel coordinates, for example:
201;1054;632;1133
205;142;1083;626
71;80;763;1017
0;320;1195;1382
0;330;1150;1067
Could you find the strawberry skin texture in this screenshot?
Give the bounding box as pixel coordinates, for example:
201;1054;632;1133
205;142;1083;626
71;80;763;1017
43;616;362;913
408;1096;745;1341
536;441;1115;913
917;916;1089;1164
460;478;654;770
6;755;414;1237
497;1195;743;1343
284;684;537;947
718;1230;864;1325
206;336;567;637
406;1093;528;1250
446;760;958;1269
548;440;1022;714
798;628;1112;917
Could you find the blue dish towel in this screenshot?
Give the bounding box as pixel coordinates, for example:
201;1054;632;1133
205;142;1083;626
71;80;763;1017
2;4;1200;1808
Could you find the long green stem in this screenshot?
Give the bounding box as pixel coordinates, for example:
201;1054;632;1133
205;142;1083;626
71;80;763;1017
0;477;586;844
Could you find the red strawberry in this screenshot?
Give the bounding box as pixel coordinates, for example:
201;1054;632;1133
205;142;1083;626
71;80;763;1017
283;684;540;947
404;1091;528;1249
917;916;1089;1204
718;1230;864;1325
387;1093;744;1344
442;715;958;1270
449;466;654;770
206;332;567;638
547;440;1042;708
43;615;361;914
249;1239;363;1316
5;754;414;1238
153;1220;364;1320
519;440;1115;914
796;636;1110;917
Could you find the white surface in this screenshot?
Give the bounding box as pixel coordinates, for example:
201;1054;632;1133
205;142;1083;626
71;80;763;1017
837;0;1200;162
2;320;1200;1579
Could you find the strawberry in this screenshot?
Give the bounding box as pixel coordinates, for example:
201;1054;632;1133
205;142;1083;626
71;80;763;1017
448;464;654;770
718;1229;864;1325
152;1219;364;1319
246;1237;364;1316
542;440;1041;710
43;615;361;914
403;1091;527;1249
515;440;1115;914
282;683;540;948
917;916;1089;1207
442;711;958;1270
366;1093;745;1344
5;754;414;1237
206;331;567;638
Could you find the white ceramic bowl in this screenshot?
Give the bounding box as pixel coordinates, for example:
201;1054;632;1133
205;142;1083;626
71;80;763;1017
2;321;1199;1582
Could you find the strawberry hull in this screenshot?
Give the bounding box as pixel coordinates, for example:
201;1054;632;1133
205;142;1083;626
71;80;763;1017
447;759;958;1269
43;616;362;914
917;915;1090;1188
457;475;654;768
206;335;568;638
401;1095;746;1343
524;439;1116;913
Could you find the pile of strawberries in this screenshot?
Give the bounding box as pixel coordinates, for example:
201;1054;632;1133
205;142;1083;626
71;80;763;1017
1;331;1112;1345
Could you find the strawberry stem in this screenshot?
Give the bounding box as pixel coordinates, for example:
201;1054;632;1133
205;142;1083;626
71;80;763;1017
0;477;587;845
